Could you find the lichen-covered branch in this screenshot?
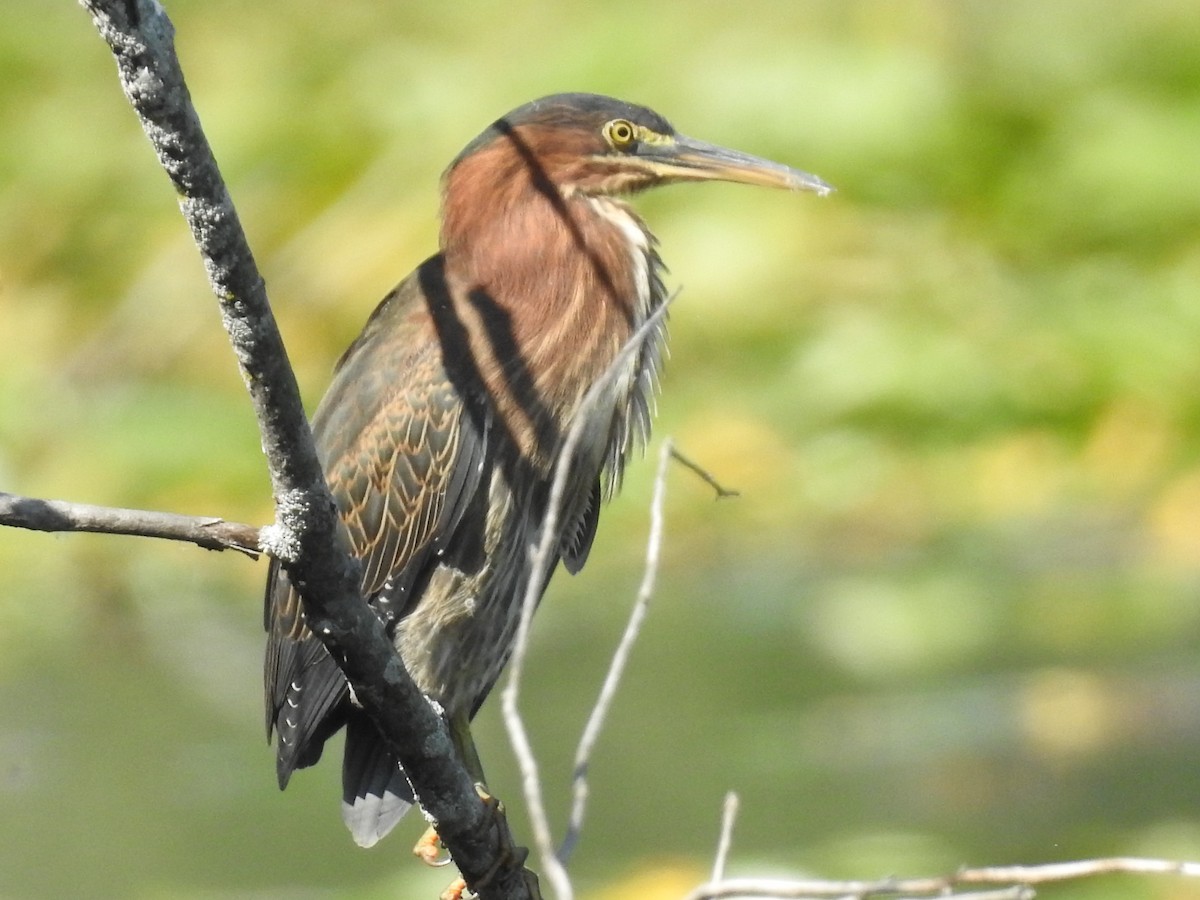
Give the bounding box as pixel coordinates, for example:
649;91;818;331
76;1;536;896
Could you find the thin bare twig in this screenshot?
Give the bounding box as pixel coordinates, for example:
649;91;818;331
0;492;262;557
683;856;1200;900
670;446;740;499
557;437;673;866
957;856;1200;883
501;297;674;900
685;882;1031;900
711;792;739;884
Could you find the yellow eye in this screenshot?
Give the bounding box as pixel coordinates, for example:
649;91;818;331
605;119;636;149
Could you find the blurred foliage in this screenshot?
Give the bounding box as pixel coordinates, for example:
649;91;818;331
2;1;1200;898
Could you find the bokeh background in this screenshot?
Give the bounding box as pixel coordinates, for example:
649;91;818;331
3;1;1200;898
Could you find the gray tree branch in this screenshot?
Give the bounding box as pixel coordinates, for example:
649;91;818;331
0;492;262;556
75;1;537;896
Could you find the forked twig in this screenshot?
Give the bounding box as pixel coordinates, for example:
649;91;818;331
501;297;674;900
557;436;673;865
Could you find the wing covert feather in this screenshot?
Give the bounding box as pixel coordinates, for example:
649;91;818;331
263;271;488;779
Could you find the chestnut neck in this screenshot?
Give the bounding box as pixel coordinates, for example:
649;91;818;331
436;136;656;462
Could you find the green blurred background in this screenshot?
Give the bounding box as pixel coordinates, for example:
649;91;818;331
3;1;1200;898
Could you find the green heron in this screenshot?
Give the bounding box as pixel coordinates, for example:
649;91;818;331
264;92;830;851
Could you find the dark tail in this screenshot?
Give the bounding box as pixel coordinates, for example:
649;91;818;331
341;713;415;847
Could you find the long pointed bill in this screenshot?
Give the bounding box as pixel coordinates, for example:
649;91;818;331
642;133;833;195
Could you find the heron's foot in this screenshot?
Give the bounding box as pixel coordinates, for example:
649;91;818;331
474;782;502;816
413;826;452;868
413;785;499;868
465;783;541;899
437;785;541;900
439;872;541;900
